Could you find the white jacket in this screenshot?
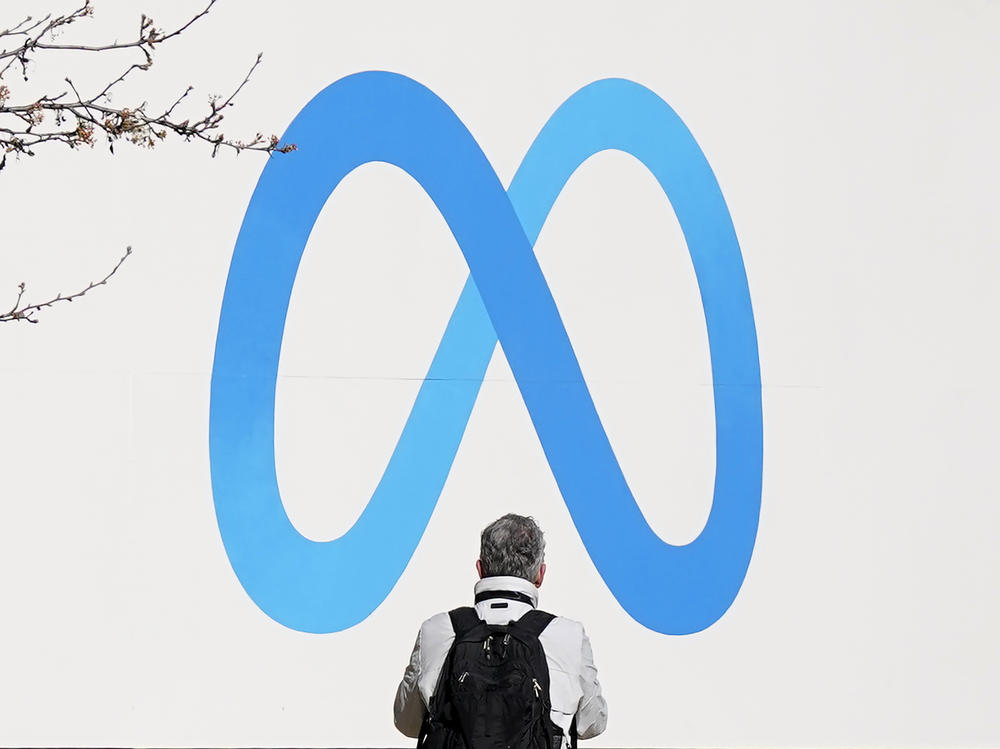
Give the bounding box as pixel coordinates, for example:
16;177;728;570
394;576;608;747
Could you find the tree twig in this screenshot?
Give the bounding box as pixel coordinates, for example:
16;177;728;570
0;0;295;163
1;2;297;324
1;247;132;323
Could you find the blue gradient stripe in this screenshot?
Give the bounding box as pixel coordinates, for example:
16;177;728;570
210;71;762;635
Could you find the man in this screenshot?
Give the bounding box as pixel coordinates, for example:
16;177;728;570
394;514;607;748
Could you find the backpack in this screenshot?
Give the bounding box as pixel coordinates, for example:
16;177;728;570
418;606;565;749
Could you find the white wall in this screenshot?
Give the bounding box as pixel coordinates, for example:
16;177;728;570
1;0;998;746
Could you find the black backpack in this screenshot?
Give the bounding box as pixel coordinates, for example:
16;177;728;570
418;607;565;749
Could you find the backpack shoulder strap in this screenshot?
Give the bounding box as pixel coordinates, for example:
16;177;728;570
448;606;482;637
512;608;555;639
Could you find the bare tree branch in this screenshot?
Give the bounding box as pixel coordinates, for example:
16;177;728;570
0;0;296;163
1;1;296;324
1;247;131;324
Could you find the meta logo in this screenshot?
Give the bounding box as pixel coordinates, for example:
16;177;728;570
210;72;762;635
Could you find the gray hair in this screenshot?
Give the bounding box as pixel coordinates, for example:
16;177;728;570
479;514;545;582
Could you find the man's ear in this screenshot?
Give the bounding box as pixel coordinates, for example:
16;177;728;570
476;560;485;579
534;563;546;588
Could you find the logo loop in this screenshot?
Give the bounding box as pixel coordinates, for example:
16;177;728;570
210;72;762;634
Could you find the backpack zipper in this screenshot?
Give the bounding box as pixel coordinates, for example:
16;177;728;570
458;671;469;683
532;678;542;698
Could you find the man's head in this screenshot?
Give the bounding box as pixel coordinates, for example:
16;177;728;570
476;513;546;587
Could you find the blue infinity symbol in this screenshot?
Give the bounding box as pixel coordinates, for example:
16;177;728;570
210;72;762;635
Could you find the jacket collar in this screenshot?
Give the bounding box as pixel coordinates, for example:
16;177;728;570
474;575;539;608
